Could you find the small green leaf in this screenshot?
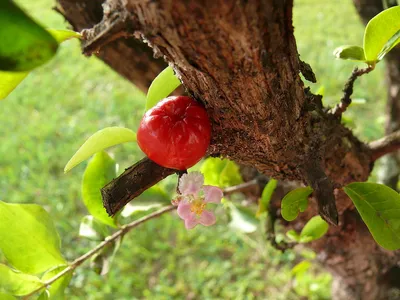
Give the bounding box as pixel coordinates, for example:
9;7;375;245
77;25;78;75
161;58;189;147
299;216;329;243
286;229;300;242
0;1;58;71
0;201;66;274
82;151;117;227
47;29;81;44
364;6;400;62
256;179;278;217
333;45;366;61
64;127;136;173
42;265;72;299
79;215;110;240
344;182;400;250
229;204;258;233
281;187;313;221
291;260;311;276
0;71;28;100
201;157;243;188
145;66;181;111
0;264;43;296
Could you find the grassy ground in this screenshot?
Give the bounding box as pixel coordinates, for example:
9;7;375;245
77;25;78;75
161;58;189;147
0;0;387;299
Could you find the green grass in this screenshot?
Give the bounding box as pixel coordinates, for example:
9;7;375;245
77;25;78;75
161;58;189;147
0;0;389;299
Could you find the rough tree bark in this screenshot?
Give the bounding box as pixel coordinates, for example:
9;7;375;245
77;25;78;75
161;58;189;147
56;0;400;299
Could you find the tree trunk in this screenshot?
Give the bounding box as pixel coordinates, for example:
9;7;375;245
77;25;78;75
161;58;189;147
56;0;400;299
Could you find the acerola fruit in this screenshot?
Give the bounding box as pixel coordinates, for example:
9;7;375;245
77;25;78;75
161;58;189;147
137;96;211;170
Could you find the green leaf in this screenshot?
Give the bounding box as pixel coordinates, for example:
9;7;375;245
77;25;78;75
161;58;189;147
281;187;313;221
291;260;311;276
82;151;117;227
47;29;81;44
333;45;366;61
145;66;181;111
0;71;28;100
256;179;278;217
0;1;58;71
79;215;110;241
201;157;243;188
0;293;17;300
364;6;400;62
42;265;72;299
0;264;43;296
121;185;170;218
378;29;400;60
286;229;300;242
0;201;66;274
229;204;258;233
344;182;400;250
299;216;329;243
64;127;136;173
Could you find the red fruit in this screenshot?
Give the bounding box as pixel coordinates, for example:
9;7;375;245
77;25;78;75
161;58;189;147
137;96;211;170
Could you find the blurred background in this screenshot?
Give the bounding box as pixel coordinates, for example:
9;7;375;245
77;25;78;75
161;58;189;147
0;0;388;299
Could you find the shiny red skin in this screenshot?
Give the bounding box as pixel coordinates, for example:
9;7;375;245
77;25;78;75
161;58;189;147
137;96;211;170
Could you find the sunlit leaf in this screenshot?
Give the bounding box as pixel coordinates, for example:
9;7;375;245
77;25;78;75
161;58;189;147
256;179;277;217
333;45;366;61
364;6;400;62
0;264;43;296
229;204;258;233
201;157;243;188
0;1;58;71
0;201;66;274
281;187;313;221
286;229;300;242
42;265;72;299
64;127;136;173
344;182;400;250
47;29;81;43
145;66;181;111
299;216;329;243
291;260;311;276
0;71;28;100
82;151;117;227
0;293;17;300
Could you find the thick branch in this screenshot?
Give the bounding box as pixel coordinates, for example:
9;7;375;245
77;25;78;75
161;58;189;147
369;130;400;161
102;157;175;216
56;0;167;92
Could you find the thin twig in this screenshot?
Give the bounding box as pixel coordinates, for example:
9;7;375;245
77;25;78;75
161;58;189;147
223;179;259;195
369;130;400;161
332;65;375;117
23;206;175;299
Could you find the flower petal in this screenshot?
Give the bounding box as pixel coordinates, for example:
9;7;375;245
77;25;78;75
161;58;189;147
203;185;223;203
185;214;199;229
179;172;204;196
199;210;216;226
177;201;192;220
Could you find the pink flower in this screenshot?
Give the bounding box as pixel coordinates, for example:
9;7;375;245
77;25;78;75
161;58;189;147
175;172;223;229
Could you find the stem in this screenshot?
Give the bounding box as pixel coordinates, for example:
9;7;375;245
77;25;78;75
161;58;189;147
23;206;175;299
332;65;375;116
